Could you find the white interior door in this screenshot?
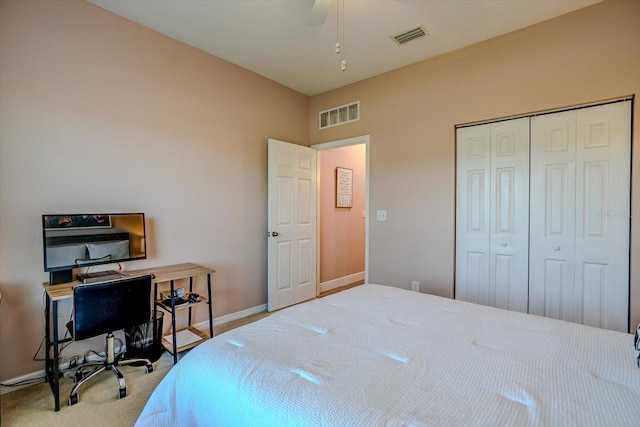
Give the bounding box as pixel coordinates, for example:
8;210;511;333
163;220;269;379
529;110;577;321
529;101;631;332
456;124;491;305
488;118;530;313
458;100;630;331
456;119;529;312
574;102;631;331
267;139;317;312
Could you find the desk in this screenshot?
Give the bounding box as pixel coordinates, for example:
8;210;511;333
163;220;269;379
43;263;215;411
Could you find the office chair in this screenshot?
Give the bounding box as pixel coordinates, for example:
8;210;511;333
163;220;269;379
67;275;155;406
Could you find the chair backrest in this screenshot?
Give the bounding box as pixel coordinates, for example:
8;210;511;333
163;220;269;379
72;275;152;341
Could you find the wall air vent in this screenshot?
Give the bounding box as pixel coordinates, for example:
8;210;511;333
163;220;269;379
319;101;360;130
392;25;428;45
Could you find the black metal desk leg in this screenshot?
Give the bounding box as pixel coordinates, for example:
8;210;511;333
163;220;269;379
207;274;213;337
188;277;193;326
169;280;177;364
153;282;158;303
44;292;51;380
52;299;60;411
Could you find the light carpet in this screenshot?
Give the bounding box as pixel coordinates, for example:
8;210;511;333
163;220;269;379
1;311;272;426
1;351;173;427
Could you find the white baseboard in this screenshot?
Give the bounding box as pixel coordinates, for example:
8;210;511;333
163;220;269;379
319;271;365;294
1;303;268;395
1;370;50;395
194;303;267;330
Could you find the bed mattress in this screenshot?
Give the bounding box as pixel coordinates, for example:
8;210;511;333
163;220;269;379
136;284;640;426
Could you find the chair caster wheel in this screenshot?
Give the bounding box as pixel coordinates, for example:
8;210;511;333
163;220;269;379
145;364;153;374
68;394;79;406
119;388;127;399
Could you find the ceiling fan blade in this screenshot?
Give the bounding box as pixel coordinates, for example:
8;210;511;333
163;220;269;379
309;0;331;26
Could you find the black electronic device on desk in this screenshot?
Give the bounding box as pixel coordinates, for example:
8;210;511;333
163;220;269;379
160;290;200;307
160;288;185;306
163;297;190;307
76;270;125;284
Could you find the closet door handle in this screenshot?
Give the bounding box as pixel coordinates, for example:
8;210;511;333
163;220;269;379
501;243;507;247
553;246;560;251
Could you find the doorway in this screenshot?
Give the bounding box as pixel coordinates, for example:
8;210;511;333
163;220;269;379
312;135;370;296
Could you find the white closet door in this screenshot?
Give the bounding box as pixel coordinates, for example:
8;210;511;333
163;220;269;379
456;124;491;305
574;102;631;332
529;110;577;321
456;118;529;311
530;101;630;332
489;118;530;313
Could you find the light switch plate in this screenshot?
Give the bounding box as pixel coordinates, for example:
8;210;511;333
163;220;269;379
376;210;387;221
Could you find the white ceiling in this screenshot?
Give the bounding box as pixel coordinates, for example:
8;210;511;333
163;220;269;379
88;0;602;96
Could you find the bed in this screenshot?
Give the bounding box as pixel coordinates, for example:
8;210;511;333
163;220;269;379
135;284;640;426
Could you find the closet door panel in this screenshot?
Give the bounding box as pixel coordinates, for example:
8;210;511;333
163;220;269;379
529;111;576;320
456;125;491;304
494;254;514;308
580;262;607;328
489;118;529;313
574;102;631;332
542;259;571;320
464;251;487;304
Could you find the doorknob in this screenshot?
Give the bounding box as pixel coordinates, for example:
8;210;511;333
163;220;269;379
271;231;279;237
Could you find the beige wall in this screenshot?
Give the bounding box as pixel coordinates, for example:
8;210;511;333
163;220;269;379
309;0;640;330
0;0;308;381
1;0;639;385
318;144;366;284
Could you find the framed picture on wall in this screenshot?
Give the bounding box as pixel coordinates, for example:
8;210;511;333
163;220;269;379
335;167;353;208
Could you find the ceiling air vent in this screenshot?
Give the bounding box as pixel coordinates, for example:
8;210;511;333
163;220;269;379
392;25;428;45
319;101;360;130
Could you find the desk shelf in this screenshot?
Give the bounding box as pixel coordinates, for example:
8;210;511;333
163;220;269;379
155;294;209;311
152;266;214;364
161;325;209;353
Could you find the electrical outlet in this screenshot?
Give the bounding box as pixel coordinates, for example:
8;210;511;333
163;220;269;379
411;281;419;292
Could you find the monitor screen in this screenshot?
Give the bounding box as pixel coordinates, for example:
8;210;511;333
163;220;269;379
42;213;146;273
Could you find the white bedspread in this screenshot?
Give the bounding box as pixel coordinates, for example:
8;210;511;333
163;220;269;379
136;284;640;426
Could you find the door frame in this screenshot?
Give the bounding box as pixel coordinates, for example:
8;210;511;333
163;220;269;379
312;135;370;293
